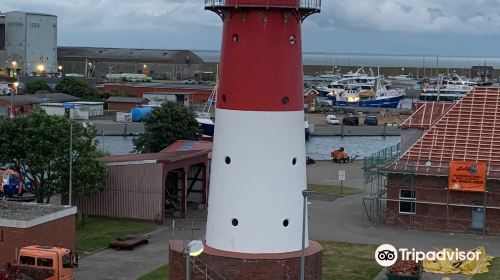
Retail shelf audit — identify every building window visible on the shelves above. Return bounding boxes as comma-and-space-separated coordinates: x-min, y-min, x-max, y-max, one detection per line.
399, 189, 416, 214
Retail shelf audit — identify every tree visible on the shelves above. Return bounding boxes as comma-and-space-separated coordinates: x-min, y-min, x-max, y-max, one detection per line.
24, 80, 51, 94
55, 77, 100, 101
0, 109, 106, 203
133, 101, 200, 153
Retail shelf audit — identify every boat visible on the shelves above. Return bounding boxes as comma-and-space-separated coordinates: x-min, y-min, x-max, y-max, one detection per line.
419, 74, 476, 102
330, 76, 404, 108
387, 74, 418, 85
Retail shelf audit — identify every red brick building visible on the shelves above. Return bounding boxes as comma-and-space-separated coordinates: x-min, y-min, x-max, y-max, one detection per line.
384, 87, 500, 235
0, 202, 76, 266
97, 83, 213, 105
106, 96, 147, 112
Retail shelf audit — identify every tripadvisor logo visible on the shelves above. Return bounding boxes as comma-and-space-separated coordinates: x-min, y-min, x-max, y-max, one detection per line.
374, 244, 482, 267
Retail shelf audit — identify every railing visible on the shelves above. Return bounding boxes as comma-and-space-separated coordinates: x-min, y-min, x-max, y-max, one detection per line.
204, 0, 321, 10
192, 257, 227, 280
363, 143, 401, 170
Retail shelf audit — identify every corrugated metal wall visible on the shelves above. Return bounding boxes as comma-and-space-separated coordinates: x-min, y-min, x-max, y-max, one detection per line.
76, 163, 164, 222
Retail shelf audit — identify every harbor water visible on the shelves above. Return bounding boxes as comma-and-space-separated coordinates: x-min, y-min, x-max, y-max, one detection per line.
196, 50, 500, 69
97, 135, 400, 160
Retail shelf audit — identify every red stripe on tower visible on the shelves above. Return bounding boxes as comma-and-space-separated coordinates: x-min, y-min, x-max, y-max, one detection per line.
216, 3, 304, 111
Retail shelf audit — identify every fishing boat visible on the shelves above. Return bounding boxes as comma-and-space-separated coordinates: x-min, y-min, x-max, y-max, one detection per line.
419, 74, 476, 102
331, 77, 404, 108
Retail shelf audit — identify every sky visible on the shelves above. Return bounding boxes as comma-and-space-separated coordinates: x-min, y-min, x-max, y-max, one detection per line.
4, 0, 500, 57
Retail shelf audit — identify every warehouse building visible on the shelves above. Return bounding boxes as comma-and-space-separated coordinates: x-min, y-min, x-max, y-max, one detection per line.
0, 202, 76, 266
58, 47, 203, 80
0, 11, 58, 77
365, 87, 500, 235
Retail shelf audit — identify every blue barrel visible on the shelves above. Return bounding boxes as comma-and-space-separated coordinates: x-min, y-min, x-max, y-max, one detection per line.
131, 107, 153, 122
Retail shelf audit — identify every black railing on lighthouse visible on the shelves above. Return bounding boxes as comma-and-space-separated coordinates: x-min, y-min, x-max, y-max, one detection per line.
204, 0, 321, 10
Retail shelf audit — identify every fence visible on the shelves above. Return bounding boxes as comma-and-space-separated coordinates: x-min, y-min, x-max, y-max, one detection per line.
204, 0, 321, 10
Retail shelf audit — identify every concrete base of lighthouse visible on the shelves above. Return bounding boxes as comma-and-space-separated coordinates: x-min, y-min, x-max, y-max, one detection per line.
169, 240, 323, 280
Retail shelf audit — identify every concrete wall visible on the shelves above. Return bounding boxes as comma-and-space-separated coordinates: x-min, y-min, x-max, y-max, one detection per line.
0, 215, 75, 266
25, 13, 57, 74
4, 12, 57, 75
386, 174, 500, 234
75, 163, 164, 222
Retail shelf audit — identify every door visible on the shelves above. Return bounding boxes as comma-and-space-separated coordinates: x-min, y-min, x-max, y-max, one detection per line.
472, 206, 485, 230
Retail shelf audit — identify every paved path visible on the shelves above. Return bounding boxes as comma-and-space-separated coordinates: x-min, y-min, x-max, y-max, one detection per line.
75, 216, 206, 280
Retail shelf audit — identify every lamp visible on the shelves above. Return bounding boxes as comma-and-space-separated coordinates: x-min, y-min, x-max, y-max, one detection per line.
183, 240, 204, 280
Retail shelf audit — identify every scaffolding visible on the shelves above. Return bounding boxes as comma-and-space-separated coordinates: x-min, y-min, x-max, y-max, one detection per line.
362, 143, 402, 224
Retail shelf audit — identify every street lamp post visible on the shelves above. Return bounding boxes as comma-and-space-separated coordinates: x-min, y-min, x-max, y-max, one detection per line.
69, 120, 73, 206
11, 82, 18, 118
183, 240, 204, 280
301, 190, 315, 280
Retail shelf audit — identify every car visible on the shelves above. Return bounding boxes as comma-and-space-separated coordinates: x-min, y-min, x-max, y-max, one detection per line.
342, 115, 359, 126
326, 114, 340, 125
364, 115, 379, 126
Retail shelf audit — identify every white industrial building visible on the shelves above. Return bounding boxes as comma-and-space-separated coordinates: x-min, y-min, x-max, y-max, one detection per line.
39, 102, 104, 120
0, 11, 58, 77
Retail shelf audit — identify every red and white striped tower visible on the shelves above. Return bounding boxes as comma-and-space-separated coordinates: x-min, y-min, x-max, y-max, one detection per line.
168, 2, 323, 279
205, 0, 320, 254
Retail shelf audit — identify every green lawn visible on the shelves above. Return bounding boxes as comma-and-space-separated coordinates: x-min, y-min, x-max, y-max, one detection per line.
308, 184, 362, 196
472, 257, 500, 280
76, 217, 157, 253
137, 266, 169, 280
320, 241, 381, 280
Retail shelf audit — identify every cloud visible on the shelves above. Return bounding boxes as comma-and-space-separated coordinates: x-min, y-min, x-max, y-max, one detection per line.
4, 0, 220, 31
312, 0, 500, 35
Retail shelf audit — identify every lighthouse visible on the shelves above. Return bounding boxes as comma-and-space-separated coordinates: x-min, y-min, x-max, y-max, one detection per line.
169, 1, 323, 279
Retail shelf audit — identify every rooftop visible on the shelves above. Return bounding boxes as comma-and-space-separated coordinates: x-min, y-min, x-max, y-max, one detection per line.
101, 150, 210, 165
400, 102, 453, 129
389, 87, 500, 179
0, 92, 80, 105
162, 140, 213, 159
0, 201, 76, 228
58, 47, 203, 64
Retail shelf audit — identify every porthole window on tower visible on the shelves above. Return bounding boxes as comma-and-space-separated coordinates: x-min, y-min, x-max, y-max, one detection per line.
289, 35, 296, 45
282, 96, 290, 105
232, 34, 239, 43
232, 218, 239, 226
283, 219, 290, 227
225, 156, 231, 164
292, 157, 297, 166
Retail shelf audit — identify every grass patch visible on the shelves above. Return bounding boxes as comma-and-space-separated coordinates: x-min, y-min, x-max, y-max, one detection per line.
308, 184, 362, 196
76, 217, 157, 253
320, 241, 381, 280
472, 257, 500, 280
137, 265, 169, 280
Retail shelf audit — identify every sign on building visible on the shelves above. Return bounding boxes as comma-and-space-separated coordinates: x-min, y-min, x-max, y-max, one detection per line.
449, 162, 486, 192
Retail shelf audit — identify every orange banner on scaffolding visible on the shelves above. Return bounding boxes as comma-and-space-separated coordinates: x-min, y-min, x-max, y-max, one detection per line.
449, 162, 486, 192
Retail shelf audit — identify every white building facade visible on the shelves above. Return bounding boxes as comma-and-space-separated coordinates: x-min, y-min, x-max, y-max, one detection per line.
1, 11, 57, 77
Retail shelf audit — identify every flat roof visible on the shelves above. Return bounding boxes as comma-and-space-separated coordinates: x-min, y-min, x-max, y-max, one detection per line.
0, 201, 76, 228
58, 47, 203, 64
102, 150, 209, 166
